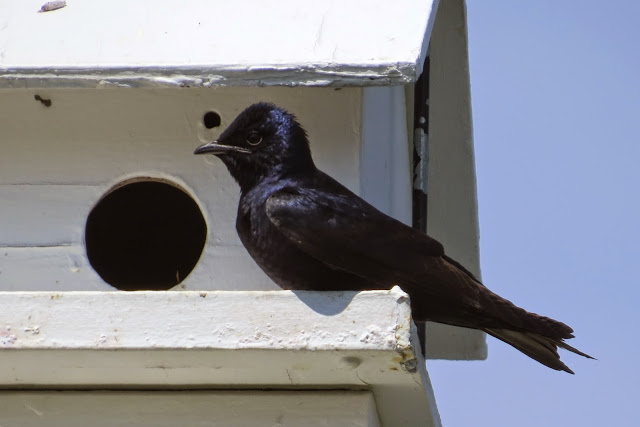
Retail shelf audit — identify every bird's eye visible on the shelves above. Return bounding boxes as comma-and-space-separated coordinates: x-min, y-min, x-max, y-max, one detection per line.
246, 131, 262, 146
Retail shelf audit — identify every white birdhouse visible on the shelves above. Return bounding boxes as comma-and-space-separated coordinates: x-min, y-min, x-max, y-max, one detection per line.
0, 0, 482, 425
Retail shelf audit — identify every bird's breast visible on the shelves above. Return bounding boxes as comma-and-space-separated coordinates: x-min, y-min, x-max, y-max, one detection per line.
235, 193, 373, 291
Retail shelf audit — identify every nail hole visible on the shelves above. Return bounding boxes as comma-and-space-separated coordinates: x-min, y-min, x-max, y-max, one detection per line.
34, 94, 52, 107
203, 111, 221, 129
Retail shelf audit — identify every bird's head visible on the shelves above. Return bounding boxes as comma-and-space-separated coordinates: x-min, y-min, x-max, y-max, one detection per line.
194, 102, 315, 191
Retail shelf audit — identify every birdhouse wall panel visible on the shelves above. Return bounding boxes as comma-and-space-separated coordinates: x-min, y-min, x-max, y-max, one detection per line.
427, 0, 479, 277
0, 246, 105, 291
0, 88, 363, 186
0, 87, 364, 291
422, 0, 486, 360
0, 245, 278, 292
0, 391, 381, 427
360, 86, 413, 225
184, 245, 281, 291
0, 185, 100, 246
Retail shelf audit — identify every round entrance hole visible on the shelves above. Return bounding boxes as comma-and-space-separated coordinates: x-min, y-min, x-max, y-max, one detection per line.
85, 180, 207, 291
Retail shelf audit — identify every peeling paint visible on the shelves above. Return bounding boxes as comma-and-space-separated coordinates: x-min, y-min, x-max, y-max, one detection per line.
67, 254, 81, 273
23, 326, 40, 335
38, 1, 67, 13
0, 289, 438, 425
0, 63, 417, 89
400, 357, 418, 373
1, 325, 17, 345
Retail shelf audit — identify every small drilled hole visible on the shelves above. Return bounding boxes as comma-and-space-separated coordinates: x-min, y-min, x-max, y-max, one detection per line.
85, 180, 207, 291
203, 111, 221, 129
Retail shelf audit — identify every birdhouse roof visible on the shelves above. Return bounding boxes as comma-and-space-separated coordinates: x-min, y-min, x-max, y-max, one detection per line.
0, 0, 439, 89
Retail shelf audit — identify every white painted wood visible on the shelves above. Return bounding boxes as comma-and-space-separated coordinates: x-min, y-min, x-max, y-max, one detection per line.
0, 185, 101, 246
424, 0, 487, 360
0, 391, 380, 427
416, 0, 441, 78
0, 87, 362, 187
0, 246, 105, 291
360, 86, 413, 225
0, 87, 361, 292
0, 290, 409, 350
0, 245, 277, 292
0, 0, 438, 88
0, 289, 440, 427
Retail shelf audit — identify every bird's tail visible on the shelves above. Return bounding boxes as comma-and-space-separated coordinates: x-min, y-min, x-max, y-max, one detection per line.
484, 328, 595, 374
426, 255, 594, 373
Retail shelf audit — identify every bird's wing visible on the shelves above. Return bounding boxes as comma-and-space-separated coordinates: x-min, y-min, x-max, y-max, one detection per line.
265, 187, 594, 371
265, 187, 445, 284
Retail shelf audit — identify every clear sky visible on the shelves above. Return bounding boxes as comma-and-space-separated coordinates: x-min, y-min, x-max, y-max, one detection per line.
427, 1, 639, 426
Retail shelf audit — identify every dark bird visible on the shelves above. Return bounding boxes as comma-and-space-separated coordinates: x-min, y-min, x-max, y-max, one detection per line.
194, 102, 593, 373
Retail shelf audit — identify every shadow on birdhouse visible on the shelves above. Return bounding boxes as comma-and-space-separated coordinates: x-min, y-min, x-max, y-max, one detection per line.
85, 178, 207, 291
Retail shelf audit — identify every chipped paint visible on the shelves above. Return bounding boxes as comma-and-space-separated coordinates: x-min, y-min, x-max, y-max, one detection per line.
0, 63, 416, 89
0, 290, 413, 351
38, 1, 67, 13
0, 290, 440, 426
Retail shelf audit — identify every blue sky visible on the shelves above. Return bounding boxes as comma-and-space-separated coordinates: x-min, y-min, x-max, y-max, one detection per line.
427, 1, 639, 426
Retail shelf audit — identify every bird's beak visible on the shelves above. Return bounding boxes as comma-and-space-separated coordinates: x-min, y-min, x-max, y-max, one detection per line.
194, 141, 251, 155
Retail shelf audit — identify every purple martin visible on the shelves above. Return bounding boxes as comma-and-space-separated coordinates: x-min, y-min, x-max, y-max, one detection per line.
194, 102, 592, 373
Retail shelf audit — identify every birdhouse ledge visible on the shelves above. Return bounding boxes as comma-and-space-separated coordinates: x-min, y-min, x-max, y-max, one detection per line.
0, 287, 440, 426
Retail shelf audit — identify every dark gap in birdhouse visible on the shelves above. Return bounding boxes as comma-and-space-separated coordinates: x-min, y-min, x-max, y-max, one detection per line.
203, 111, 221, 129
85, 180, 207, 291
